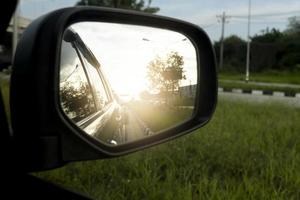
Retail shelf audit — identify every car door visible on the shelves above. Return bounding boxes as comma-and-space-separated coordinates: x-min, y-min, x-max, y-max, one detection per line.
60, 33, 125, 145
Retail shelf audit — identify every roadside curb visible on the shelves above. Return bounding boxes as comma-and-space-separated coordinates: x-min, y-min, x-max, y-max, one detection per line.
218, 87, 300, 98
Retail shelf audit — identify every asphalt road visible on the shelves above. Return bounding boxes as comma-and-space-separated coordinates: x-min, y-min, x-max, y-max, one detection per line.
219, 91, 300, 108
125, 110, 150, 143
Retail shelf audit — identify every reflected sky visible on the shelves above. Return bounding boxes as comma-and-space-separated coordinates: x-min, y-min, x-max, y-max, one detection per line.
70, 22, 197, 98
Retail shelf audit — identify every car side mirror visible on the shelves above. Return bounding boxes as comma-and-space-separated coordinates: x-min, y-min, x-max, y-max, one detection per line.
11, 7, 217, 171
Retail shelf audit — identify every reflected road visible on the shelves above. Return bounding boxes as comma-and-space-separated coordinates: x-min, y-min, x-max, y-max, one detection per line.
125, 109, 153, 143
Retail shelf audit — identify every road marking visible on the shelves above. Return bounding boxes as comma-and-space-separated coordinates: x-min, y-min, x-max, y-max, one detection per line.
219, 87, 298, 99
232, 89, 242, 93
273, 92, 284, 97
252, 90, 262, 95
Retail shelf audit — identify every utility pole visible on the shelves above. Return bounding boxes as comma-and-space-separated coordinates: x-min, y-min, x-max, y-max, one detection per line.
245, 0, 252, 82
217, 12, 230, 70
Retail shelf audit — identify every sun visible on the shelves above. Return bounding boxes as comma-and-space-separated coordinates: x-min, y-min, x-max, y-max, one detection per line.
107, 71, 148, 101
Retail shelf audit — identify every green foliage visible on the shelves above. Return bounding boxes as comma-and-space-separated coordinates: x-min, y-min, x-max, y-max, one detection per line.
219, 71, 300, 85
34, 99, 300, 199
286, 16, 300, 34
215, 35, 247, 73
60, 82, 96, 122
215, 16, 300, 73
252, 28, 283, 43
76, 0, 160, 13
279, 52, 300, 71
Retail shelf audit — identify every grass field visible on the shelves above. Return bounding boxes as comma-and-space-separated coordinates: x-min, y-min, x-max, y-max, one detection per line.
219, 71, 300, 85
35, 98, 300, 199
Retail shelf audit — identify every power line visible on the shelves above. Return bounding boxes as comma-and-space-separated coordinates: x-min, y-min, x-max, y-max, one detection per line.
201, 23, 219, 29
232, 10, 300, 18
232, 15, 289, 21
231, 18, 287, 24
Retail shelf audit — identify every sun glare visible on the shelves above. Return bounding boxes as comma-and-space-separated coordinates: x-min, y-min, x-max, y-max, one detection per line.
71, 22, 197, 102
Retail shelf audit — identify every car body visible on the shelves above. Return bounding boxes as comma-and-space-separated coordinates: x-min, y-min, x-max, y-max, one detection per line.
60, 28, 127, 145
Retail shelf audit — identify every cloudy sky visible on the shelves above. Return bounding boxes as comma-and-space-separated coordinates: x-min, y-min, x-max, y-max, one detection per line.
20, 0, 300, 41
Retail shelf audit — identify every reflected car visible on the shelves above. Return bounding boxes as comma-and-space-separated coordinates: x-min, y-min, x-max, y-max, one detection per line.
59, 28, 127, 145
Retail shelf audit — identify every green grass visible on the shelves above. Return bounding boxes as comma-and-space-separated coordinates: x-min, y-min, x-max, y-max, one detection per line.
34, 99, 300, 199
219, 71, 300, 85
219, 80, 300, 94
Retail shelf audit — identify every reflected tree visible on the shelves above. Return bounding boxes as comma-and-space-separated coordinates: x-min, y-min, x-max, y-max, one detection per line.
147, 51, 186, 99
60, 81, 96, 122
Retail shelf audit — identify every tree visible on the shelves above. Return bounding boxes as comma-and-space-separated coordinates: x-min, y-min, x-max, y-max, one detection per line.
147, 51, 185, 97
214, 35, 247, 72
252, 28, 283, 43
214, 16, 300, 73
286, 16, 300, 34
76, 0, 160, 13
60, 82, 96, 122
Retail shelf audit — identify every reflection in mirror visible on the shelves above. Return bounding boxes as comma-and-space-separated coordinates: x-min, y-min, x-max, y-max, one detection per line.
59, 22, 198, 146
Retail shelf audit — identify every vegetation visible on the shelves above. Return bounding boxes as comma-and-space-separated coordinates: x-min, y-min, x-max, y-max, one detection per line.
76, 0, 160, 13
286, 16, 300, 34
216, 16, 300, 74
60, 82, 97, 122
219, 71, 300, 85
35, 99, 300, 199
147, 51, 186, 96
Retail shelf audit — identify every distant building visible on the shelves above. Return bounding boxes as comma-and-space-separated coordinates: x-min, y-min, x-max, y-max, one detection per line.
0, 16, 31, 69
179, 84, 197, 98
7, 16, 31, 34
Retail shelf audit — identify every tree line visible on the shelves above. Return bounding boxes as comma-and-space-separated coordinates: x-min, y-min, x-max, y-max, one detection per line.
215, 16, 300, 73
76, 0, 159, 13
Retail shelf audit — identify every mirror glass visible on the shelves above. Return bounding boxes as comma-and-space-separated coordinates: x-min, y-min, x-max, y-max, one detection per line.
59, 22, 198, 146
